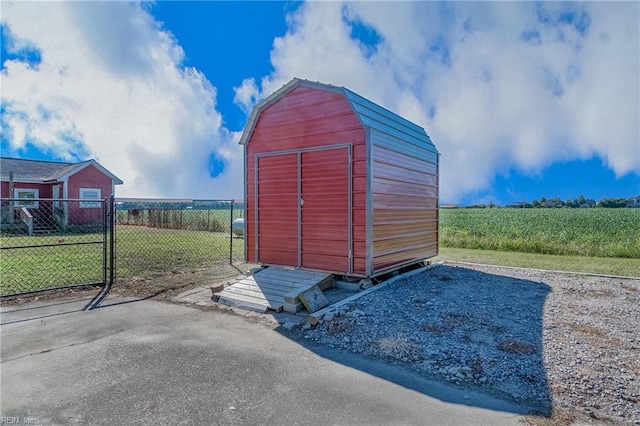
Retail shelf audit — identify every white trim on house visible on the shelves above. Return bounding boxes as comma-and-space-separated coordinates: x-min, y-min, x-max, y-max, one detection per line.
79, 188, 102, 208
14, 188, 39, 208
49, 160, 123, 185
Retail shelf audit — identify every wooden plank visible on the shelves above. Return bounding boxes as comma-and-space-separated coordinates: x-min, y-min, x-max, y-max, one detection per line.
216, 295, 270, 314
234, 280, 302, 294
283, 301, 304, 313
217, 287, 271, 302
254, 270, 331, 285
254, 277, 317, 289
258, 265, 331, 279
220, 286, 284, 306
228, 283, 296, 298
217, 266, 333, 313
237, 276, 307, 290
253, 270, 329, 284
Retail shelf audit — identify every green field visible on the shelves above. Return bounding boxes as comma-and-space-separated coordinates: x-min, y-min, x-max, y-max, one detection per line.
0, 226, 244, 295
3, 207, 638, 295
439, 208, 640, 259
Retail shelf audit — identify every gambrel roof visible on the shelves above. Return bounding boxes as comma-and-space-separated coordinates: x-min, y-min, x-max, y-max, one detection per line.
239, 78, 439, 157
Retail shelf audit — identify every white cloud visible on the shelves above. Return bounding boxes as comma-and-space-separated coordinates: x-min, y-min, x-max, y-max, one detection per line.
2, 2, 637, 204
233, 77, 260, 116
1, 1, 243, 199
239, 1, 639, 203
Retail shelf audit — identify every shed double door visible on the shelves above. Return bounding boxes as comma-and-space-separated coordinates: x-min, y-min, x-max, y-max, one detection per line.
255, 145, 352, 274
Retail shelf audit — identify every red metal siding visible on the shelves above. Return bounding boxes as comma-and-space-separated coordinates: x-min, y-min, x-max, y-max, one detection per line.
300, 148, 349, 272
255, 153, 298, 266
246, 86, 366, 274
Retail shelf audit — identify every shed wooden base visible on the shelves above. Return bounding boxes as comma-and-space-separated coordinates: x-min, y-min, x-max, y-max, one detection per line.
216, 266, 333, 313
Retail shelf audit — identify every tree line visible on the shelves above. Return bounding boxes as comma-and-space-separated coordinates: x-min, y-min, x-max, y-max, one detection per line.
462, 194, 640, 209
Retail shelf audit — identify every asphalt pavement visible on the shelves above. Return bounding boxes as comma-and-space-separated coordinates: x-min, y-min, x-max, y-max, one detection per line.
0, 296, 530, 425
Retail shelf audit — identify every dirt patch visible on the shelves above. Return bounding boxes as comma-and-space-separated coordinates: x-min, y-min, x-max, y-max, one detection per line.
0, 263, 258, 307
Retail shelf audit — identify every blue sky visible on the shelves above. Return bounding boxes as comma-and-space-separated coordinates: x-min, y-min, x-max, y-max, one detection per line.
1, 1, 638, 205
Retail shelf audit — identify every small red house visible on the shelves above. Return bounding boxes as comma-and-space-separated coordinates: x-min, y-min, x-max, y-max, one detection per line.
240, 79, 439, 278
0, 157, 123, 229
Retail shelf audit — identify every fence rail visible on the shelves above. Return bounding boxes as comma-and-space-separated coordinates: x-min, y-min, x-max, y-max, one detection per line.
0, 197, 245, 297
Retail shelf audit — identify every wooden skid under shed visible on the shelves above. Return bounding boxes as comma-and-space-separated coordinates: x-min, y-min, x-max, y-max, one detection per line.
216, 266, 333, 313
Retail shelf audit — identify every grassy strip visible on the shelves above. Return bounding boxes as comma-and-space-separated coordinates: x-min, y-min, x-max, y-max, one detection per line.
434, 247, 640, 278
440, 208, 640, 258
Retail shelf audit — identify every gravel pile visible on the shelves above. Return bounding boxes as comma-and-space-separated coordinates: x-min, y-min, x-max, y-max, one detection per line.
292, 264, 640, 424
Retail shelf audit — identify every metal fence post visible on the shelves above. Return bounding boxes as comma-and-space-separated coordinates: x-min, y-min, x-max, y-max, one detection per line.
110, 194, 115, 285
229, 200, 234, 265
103, 198, 108, 285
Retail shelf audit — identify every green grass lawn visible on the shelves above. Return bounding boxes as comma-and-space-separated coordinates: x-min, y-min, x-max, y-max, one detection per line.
0, 226, 244, 295
440, 208, 639, 258
115, 226, 244, 278
1, 236, 106, 294
3, 207, 638, 295
434, 247, 640, 277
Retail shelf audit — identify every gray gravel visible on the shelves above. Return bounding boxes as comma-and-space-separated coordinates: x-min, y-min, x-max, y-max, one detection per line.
290, 263, 640, 424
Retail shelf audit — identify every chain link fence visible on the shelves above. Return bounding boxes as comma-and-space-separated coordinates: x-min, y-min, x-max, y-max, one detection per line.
0, 197, 246, 297
113, 199, 244, 280
0, 198, 108, 296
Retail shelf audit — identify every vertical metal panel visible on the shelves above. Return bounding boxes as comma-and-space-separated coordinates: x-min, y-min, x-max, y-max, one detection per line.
299, 145, 350, 273
253, 154, 259, 261
297, 151, 302, 267
370, 128, 439, 273
255, 153, 298, 266
347, 144, 353, 274
436, 163, 440, 256
365, 126, 374, 277
253, 145, 351, 273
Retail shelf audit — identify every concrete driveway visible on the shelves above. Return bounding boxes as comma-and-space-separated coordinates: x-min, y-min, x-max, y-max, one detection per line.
1, 296, 529, 425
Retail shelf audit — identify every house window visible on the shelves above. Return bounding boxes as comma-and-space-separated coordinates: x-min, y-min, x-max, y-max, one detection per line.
79, 188, 101, 208
15, 188, 39, 208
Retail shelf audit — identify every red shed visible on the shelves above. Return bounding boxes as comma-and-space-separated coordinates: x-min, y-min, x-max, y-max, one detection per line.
1, 157, 123, 230
240, 79, 439, 278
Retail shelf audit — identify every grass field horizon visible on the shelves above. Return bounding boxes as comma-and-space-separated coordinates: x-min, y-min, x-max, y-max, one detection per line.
2, 208, 638, 295
439, 208, 639, 259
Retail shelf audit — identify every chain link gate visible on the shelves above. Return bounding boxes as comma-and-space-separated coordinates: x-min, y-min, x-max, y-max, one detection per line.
0, 197, 111, 298
1, 196, 244, 304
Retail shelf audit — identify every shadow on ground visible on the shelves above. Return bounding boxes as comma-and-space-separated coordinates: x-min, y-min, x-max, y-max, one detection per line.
277, 265, 553, 416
